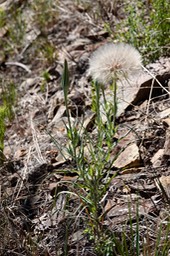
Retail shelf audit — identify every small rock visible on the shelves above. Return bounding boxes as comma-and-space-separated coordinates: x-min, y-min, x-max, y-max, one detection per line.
151, 149, 164, 168
113, 143, 141, 169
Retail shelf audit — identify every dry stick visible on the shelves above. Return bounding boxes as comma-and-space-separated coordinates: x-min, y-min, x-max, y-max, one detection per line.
116, 68, 168, 152
5, 61, 32, 73
139, 65, 170, 149
117, 96, 145, 115
13, 146, 32, 203
107, 67, 167, 122
141, 64, 170, 95
141, 64, 170, 123
145, 77, 155, 121
30, 115, 45, 164
117, 75, 149, 117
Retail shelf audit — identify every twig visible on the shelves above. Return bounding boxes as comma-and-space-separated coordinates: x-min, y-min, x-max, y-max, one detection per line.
141, 64, 170, 95
30, 115, 45, 164
5, 61, 32, 73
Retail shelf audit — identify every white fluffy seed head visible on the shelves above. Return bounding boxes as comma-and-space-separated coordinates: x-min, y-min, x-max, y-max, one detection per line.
88, 43, 142, 84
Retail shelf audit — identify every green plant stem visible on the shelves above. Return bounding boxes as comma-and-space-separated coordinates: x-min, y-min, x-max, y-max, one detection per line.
94, 81, 101, 127
112, 78, 117, 127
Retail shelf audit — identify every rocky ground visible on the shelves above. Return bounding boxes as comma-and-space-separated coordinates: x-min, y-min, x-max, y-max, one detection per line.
0, 0, 170, 255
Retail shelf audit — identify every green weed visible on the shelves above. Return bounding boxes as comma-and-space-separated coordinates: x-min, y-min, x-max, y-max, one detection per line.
0, 82, 16, 163
111, 0, 170, 63
0, 8, 6, 28
40, 70, 51, 92
0, 2, 58, 68
0, 5, 26, 56
31, 0, 59, 33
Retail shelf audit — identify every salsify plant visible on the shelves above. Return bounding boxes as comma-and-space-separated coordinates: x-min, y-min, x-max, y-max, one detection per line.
89, 42, 142, 130
61, 43, 142, 255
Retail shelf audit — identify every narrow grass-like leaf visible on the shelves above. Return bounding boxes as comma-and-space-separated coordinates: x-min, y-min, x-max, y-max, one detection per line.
62, 59, 69, 100
136, 200, 140, 256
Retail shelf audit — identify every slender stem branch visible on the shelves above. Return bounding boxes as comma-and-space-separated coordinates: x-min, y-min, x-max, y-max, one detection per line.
112, 78, 117, 127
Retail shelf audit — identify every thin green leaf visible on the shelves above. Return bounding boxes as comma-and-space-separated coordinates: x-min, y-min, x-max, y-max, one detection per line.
62, 59, 69, 99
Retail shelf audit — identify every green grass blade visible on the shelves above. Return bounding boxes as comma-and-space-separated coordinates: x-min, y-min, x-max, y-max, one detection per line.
62, 59, 69, 100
